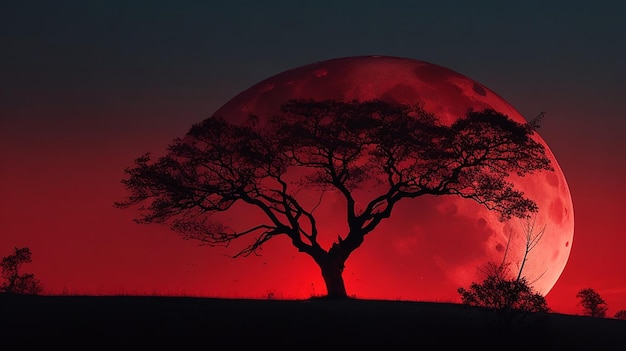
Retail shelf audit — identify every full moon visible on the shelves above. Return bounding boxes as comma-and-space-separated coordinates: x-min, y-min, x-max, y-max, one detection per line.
210, 56, 574, 302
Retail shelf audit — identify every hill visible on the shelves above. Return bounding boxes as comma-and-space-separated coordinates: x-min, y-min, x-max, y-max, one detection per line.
1, 294, 624, 349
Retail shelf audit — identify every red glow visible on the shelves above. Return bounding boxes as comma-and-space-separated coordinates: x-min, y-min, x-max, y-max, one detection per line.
3, 56, 624, 317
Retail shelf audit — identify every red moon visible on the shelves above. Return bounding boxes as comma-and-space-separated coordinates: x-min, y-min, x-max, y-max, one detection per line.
210, 56, 574, 302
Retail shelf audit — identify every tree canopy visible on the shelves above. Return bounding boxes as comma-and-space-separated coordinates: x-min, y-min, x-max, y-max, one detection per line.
116, 99, 553, 298
577, 288, 608, 318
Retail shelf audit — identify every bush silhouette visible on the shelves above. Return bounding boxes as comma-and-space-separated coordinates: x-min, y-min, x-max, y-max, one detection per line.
458, 262, 549, 313
1, 247, 43, 295
576, 288, 608, 318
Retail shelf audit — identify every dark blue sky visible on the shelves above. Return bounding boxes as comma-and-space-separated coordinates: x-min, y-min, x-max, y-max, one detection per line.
1, 0, 625, 315
3, 1, 623, 118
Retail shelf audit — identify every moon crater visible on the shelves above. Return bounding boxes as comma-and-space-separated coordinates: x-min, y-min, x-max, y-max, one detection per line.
472, 83, 487, 96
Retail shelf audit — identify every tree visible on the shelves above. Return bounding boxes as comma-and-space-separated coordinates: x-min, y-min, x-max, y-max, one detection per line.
510, 215, 546, 282
1, 247, 43, 295
457, 262, 549, 313
614, 310, 626, 320
576, 288, 608, 317
457, 215, 549, 313
115, 99, 553, 298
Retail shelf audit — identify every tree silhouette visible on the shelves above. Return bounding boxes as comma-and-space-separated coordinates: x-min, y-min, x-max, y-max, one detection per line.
614, 310, 626, 320
457, 262, 549, 313
458, 215, 549, 313
1, 247, 43, 295
576, 288, 608, 317
115, 99, 553, 298
511, 215, 546, 282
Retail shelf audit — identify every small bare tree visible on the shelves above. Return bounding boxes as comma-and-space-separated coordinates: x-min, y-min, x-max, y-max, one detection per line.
513, 215, 546, 282
576, 288, 608, 318
1, 247, 43, 295
458, 214, 549, 313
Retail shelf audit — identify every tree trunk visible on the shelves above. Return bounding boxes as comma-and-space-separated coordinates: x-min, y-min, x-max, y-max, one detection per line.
318, 257, 348, 298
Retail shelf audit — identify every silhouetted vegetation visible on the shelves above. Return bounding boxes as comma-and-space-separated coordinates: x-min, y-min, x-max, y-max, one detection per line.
115, 99, 553, 298
1, 247, 43, 295
509, 215, 547, 282
458, 262, 548, 314
458, 214, 548, 315
576, 288, 608, 317
614, 310, 626, 320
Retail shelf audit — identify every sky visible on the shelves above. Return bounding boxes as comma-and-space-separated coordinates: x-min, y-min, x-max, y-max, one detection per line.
1, 1, 625, 316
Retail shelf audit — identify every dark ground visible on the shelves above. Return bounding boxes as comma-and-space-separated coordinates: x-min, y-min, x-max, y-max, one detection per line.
1, 294, 624, 349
